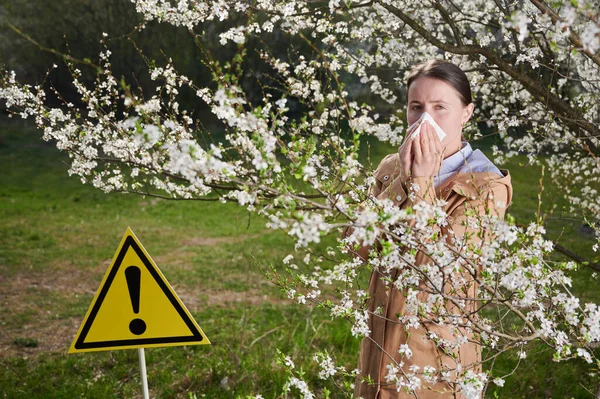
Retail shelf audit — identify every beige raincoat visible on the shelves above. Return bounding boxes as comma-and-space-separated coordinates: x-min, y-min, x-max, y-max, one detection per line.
349, 153, 513, 398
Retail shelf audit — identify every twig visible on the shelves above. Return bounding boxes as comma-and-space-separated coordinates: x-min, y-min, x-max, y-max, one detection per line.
553, 242, 600, 272
375, 0, 600, 141
5, 21, 100, 70
529, 0, 600, 68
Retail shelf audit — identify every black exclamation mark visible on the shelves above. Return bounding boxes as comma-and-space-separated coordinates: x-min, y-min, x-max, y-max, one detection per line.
125, 266, 147, 335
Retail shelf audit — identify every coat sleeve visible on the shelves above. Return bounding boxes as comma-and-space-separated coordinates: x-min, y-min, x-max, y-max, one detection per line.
342, 154, 439, 261
344, 152, 510, 266
342, 153, 408, 260
369, 150, 511, 245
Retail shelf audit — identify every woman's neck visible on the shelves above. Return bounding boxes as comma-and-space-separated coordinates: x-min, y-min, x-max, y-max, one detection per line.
443, 139, 466, 159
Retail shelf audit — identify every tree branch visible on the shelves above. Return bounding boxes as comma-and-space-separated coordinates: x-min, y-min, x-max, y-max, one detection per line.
553, 241, 600, 272
5, 21, 100, 70
432, 1, 463, 47
529, 0, 600, 69
376, 0, 600, 141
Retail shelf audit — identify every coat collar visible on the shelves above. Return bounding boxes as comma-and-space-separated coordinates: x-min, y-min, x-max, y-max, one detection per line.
436, 169, 513, 205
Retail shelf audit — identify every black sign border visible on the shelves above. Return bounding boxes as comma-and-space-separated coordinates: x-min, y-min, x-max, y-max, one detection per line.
74, 236, 204, 349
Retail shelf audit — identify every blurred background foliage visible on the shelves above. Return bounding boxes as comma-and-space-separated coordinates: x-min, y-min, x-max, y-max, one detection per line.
0, 0, 391, 128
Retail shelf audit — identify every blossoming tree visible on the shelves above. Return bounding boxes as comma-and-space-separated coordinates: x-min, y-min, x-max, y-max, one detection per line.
1, 0, 599, 397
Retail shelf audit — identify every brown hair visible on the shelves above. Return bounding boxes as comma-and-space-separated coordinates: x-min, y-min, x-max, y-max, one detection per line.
406, 60, 472, 106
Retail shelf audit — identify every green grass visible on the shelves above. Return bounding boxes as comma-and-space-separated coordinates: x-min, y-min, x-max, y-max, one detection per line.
2, 305, 356, 399
0, 124, 598, 398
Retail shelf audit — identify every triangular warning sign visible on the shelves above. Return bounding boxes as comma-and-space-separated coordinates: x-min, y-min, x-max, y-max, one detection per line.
69, 227, 210, 353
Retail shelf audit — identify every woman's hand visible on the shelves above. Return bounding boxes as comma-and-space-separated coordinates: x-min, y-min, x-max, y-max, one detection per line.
397, 120, 418, 182
398, 121, 444, 180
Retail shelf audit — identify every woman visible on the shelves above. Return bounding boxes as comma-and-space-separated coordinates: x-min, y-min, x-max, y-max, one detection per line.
349, 60, 513, 398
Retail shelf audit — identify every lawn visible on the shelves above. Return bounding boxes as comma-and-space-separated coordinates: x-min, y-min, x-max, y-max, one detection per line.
0, 121, 598, 398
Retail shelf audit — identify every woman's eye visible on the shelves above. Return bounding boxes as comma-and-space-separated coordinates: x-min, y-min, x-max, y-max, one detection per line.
411, 105, 421, 110
435, 105, 445, 110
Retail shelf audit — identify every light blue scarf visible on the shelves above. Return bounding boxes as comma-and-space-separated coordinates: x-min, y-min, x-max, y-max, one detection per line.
435, 142, 502, 188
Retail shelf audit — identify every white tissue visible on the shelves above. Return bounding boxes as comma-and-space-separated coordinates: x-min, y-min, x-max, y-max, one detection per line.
408, 112, 447, 141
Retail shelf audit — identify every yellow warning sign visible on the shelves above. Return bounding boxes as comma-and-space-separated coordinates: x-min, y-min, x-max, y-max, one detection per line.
69, 227, 210, 353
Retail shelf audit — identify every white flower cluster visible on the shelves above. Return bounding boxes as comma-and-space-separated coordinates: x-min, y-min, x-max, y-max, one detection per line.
288, 212, 330, 247
313, 352, 343, 380
286, 377, 314, 399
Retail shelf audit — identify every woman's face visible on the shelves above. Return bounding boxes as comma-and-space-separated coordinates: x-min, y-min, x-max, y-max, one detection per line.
407, 76, 474, 153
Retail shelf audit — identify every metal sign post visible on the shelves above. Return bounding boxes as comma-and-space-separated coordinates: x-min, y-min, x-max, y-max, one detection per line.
138, 348, 149, 399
